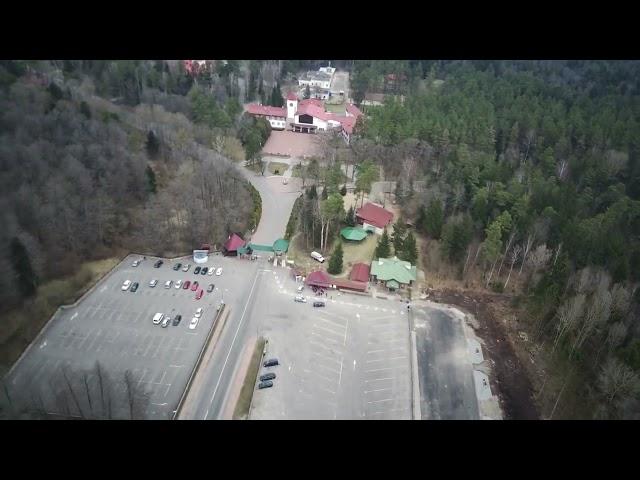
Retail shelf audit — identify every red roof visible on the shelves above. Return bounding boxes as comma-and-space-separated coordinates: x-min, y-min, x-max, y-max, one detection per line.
245, 104, 287, 118
356, 203, 394, 229
223, 233, 245, 252
306, 270, 333, 288
286, 91, 298, 101
299, 98, 324, 108
333, 278, 367, 292
346, 103, 363, 117
296, 102, 330, 121
350, 263, 371, 283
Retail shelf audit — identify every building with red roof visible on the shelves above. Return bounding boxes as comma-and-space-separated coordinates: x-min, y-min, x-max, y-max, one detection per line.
244, 104, 287, 130
305, 269, 367, 293
222, 233, 246, 256
356, 203, 394, 234
350, 263, 371, 283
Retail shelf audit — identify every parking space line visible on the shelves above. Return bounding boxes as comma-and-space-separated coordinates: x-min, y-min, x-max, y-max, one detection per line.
364, 377, 394, 382
364, 366, 408, 373
315, 315, 347, 330
309, 340, 342, 355
365, 356, 408, 364
310, 351, 343, 367
364, 388, 393, 394
312, 323, 344, 338
367, 398, 394, 404
310, 331, 342, 346
302, 369, 337, 387
367, 347, 407, 354
315, 362, 341, 376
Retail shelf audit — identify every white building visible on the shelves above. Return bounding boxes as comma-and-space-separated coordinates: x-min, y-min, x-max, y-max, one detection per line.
298, 67, 334, 90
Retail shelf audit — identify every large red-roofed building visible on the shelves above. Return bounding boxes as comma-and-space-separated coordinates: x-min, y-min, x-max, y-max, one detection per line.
356, 203, 394, 234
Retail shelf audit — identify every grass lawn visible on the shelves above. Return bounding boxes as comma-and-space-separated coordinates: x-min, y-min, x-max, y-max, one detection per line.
324, 103, 346, 114
341, 233, 378, 276
233, 337, 266, 420
0, 257, 122, 375
268, 161, 289, 175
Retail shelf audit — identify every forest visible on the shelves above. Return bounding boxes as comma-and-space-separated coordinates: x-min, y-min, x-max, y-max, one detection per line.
350, 60, 640, 419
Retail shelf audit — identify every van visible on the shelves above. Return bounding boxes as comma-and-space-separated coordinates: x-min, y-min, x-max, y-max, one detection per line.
152, 313, 163, 325
310, 251, 325, 263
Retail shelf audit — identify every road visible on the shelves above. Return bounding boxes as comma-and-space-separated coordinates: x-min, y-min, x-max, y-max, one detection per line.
185, 165, 301, 419
331, 71, 350, 99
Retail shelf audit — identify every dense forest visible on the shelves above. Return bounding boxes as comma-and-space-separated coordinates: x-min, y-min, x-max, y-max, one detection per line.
351, 60, 640, 419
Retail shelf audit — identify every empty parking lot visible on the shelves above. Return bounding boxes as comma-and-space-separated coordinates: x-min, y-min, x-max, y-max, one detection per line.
3, 254, 251, 419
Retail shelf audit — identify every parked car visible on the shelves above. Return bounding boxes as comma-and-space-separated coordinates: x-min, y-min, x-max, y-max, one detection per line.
152, 313, 164, 325
201, 267, 208, 275
191, 281, 199, 292
154, 260, 163, 268
195, 307, 203, 318
194, 266, 201, 275
174, 279, 182, 289
172, 314, 182, 326
263, 358, 279, 368
195, 289, 204, 300
121, 280, 132, 291
294, 295, 307, 303
130, 282, 139, 292
258, 381, 274, 389
149, 279, 158, 288
207, 268, 214, 276
132, 259, 141, 267
182, 264, 191, 272
189, 317, 199, 330
164, 280, 173, 289
207, 283, 215, 293
161, 315, 170, 328
173, 263, 182, 271
313, 301, 325, 307
260, 372, 276, 382
183, 280, 191, 290
215, 267, 223, 276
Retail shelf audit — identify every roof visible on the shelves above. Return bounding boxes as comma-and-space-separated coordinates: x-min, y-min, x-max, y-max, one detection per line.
386, 280, 400, 289
273, 238, 289, 252
364, 93, 386, 103
306, 270, 333, 288
248, 243, 273, 252
370, 257, 417, 285
296, 102, 330, 121
350, 263, 371, 283
223, 233, 245, 252
346, 103, 363, 117
302, 71, 332, 82
356, 203, 394, 228
333, 278, 367, 292
340, 227, 367, 242
245, 104, 287, 118
286, 91, 298, 101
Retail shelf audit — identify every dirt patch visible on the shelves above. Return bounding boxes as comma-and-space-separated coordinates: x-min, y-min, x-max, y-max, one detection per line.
262, 130, 321, 158
267, 162, 289, 175
426, 288, 539, 420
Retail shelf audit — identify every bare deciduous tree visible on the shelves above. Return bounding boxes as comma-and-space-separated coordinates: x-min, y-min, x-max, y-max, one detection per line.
503, 244, 522, 290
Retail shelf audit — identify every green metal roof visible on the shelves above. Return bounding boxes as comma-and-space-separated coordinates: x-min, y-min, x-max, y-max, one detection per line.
370, 257, 417, 285
340, 227, 367, 241
237, 246, 250, 255
273, 238, 289, 252
386, 279, 400, 289
248, 243, 274, 252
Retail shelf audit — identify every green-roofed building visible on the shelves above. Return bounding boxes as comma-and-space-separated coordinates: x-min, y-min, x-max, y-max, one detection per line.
370, 256, 417, 291
340, 227, 368, 242
273, 238, 289, 253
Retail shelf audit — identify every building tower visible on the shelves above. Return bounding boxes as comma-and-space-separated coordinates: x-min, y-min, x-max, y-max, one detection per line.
286, 91, 298, 120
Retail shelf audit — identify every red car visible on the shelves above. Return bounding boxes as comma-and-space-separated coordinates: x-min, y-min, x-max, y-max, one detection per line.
195, 289, 204, 300
183, 280, 191, 290
191, 281, 199, 292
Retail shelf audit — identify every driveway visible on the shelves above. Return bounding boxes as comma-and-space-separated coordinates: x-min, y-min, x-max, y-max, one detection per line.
331, 71, 350, 98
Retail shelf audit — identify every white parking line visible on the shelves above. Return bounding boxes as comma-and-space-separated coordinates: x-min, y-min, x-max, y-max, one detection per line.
316, 362, 341, 376
364, 366, 407, 373
312, 323, 344, 338
309, 340, 341, 355
310, 351, 343, 367
364, 377, 394, 382
367, 398, 394, 404
310, 331, 342, 346
364, 388, 393, 394
315, 315, 347, 330
365, 356, 407, 364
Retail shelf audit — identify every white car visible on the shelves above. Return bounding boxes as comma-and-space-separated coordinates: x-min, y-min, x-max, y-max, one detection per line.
207, 268, 214, 276
164, 280, 173, 289
149, 279, 158, 288
152, 313, 164, 325
161, 315, 170, 328
194, 307, 203, 318
189, 317, 199, 330
294, 295, 307, 303
215, 267, 222, 276
132, 259, 141, 267
121, 280, 132, 291
175, 280, 182, 289
182, 264, 191, 272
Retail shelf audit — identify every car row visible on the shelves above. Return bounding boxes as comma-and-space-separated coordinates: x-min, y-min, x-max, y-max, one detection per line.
130, 258, 222, 277
293, 295, 325, 308
152, 312, 184, 328
122, 278, 214, 300
259, 358, 279, 389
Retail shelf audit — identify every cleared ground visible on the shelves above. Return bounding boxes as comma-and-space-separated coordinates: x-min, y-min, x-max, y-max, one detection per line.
3, 254, 241, 419
262, 130, 321, 158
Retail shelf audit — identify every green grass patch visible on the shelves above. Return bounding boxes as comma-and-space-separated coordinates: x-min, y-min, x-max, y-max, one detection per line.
268, 162, 289, 175
233, 337, 266, 420
324, 103, 346, 114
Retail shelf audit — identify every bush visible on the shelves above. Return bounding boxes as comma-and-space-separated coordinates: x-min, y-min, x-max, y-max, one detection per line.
248, 182, 262, 231
490, 281, 504, 293
285, 195, 303, 240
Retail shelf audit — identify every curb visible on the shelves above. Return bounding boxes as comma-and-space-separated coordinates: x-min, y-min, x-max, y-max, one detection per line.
411, 331, 422, 420
247, 338, 268, 419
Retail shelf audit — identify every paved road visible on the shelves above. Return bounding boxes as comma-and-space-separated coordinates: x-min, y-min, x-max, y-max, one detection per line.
239, 167, 301, 245
331, 71, 350, 99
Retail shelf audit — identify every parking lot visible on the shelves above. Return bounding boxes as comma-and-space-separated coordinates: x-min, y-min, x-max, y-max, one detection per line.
4, 253, 253, 419
250, 269, 412, 419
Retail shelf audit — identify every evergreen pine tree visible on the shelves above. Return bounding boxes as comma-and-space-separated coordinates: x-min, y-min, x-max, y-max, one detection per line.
10, 237, 37, 298
425, 199, 444, 239
415, 206, 427, 234
340, 185, 347, 196
327, 241, 344, 274
145, 165, 157, 194
345, 205, 356, 227
375, 229, 392, 259
321, 186, 328, 200
391, 218, 407, 255
400, 231, 418, 265
146, 130, 160, 159
304, 84, 311, 99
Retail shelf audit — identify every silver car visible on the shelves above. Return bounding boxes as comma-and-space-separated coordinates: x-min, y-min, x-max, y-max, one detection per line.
182, 264, 191, 272
149, 279, 158, 288
161, 315, 170, 328
175, 279, 182, 289
164, 280, 173, 289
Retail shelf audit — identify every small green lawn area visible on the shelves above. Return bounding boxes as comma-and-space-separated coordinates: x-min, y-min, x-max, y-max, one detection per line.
324, 103, 346, 114
233, 337, 266, 420
268, 161, 289, 175
341, 233, 379, 275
